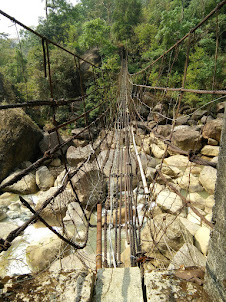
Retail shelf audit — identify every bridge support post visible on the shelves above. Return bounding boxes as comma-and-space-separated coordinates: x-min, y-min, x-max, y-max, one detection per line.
204, 106, 226, 301
96, 203, 102, 270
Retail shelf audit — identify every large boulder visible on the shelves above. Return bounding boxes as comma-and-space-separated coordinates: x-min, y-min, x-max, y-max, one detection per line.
34, 187, 75, 226
174, 172, 203, 193
202, 118, 223, 142
26, 233, 71, 273
66, 144, 95, 166
71, 162, 106, 210
0, 109, 43, 182
168, 243, 206, 269
171, 127, 202, 152
1, 170, 38, 194
39, 131, 66, 155
164, 155, 190, 169
141, 213, 184, 254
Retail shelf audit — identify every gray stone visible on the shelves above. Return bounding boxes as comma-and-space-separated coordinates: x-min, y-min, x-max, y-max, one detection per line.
192, 109, 208, 120
145, 270, 206, 302
34, 187, 75, 226
92, 268, 143, 302
186, 193, 206, 210
171, 128, 202, 152
71, 162, 106, 210
179, 217, 201, 242
39, 131, 67, 155
168, 243, 206, 269
66, 144, 94, 166
175, 172, 203, 193
141, 213, 183, 253
49, 158, 61, 167
36, 166, 55, 191
156, 189, 183, 214
201, 115, 214, 124
202, 118, 223, 142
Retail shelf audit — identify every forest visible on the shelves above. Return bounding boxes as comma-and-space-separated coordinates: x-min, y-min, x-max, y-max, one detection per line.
0, 0, 225, 129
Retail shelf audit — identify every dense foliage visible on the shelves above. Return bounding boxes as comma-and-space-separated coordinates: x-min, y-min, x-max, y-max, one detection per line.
0, 0, 225, 128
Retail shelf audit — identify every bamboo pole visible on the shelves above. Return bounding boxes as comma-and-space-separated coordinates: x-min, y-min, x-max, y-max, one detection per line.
96, 203, 102, 270
131, 127, 149, 194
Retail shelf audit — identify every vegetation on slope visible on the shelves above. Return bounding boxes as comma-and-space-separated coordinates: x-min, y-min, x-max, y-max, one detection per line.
0, 0, 225, 128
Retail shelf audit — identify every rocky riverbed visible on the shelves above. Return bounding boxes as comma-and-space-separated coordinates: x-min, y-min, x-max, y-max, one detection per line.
0, 103, 225, 300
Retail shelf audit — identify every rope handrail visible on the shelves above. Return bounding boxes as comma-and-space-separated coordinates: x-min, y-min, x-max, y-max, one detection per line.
132, 83, 226, 95
0, 9, 100, 69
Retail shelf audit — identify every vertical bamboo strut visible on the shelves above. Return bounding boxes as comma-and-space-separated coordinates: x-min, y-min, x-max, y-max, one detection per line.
96, 203, 102, 270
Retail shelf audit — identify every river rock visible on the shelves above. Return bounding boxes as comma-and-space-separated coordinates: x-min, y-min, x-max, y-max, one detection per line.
141, 213, 184, 253
1, 171, 38, 194
185, 165, 202, 175
34, 187, 75, 226
36, 166, 55, 191
26, 233, 71, 273
0, 222, 18, 239
156, 189, 183, 214
39, 131, 67, 155
194, 226, 210, 256
175, 115, 190, 125
150, 143, 166, 158
187, 209, 202, 225
0, 192, 19, 209
163, 155, 189, 169
201, 145, 219, 157
199, 166, 217, 194
175, 172, 203, 193
202, 118, 223, 142
143, 137, 151, 154
49, 158, 61, 167
156, 164, 182, 178
216, 101, 225, 113
0, 109, 43, 183
168, 243, 206, 269
171, 128, 202, 152
54, 170, 67, 187
63, 202, 85, 226
207, 138, 218, 146
155, 125, 172, 137
66, 144, 94, 166
179, 217, 201, 243
205, 195, 215, 213
192, 109, 207, 120
0, 210, 7, 221
145, 167, 156, 181
71, 162, 106, 210
186, 193, 206, 210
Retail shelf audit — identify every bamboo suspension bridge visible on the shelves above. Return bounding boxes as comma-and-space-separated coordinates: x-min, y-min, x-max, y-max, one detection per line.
0, 1, 226, 301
